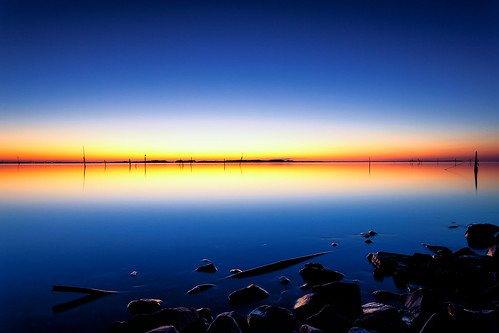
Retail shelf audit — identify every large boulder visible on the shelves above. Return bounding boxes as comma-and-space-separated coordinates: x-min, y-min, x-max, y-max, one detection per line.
228, 284, 269, 306
128, 299, 162, 315
465, 223, 499, 249
247, 305, 294, 332
304, 305, 351, 333
312, 282, 363, 320
300, 263, 344, 286
299, 324, 324, 332
213, 312, 248, 333
109, 307, 210, 333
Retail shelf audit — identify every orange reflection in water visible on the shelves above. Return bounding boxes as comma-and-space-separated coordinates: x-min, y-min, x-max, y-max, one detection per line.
0, 162, 497, 204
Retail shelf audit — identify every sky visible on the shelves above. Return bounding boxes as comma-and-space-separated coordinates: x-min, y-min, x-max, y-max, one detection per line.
1, 0, 498, 162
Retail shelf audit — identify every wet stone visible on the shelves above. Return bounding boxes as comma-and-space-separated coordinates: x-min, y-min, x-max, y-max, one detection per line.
299, 263, 344, 286
248, 305, 294, 333
228, 284, 269, 306
145, 326, 179, 333
206, 314, 241, 333
305, 305, 351, 333
195, 263, 217, 273
127, 299, 162, 315
465, 223, 499, 249
299, 324, 324, 333
279, 276, 291, 285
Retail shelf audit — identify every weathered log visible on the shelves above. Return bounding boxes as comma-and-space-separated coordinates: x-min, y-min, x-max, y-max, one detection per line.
226, 252, 329, 279
52, 285, 117, 295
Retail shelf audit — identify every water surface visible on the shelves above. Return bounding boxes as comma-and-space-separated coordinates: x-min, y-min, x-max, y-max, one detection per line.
1, 162, 498, 332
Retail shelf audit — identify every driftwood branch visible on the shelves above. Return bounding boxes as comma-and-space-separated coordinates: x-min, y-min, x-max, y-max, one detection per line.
225, 252, 329, 279
52, 285, 117, 295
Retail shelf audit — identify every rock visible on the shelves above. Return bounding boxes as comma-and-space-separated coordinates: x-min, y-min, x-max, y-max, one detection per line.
248, 305, 294, 333
453, 247, 477, 257
347, 328, 369, 333
361, 233, 370, 238
487, 243, 498, 259
299, 324, 324, 332
145, 326, 179, 333
354, 303, 404, 332
127, 299, 162, 315
368, 230, 377, 236
331, 243, 338, 247
294, 293, 326, 319
448, 225, 459, 229
299, 263, 344, 286
228, 284, 269, 306
279, 276, 291, 285
422, 243, 452, 256
367, 252, 412, 276
201, 259, 211, 262
305, 305, 351, 333
230, 269, 242, 274
196, 308, 213, 326
373, 290, 401, 304
361, 302, 398, 316
130, 271, 137, 276
187, 284, 215, 294
465, 223, 499, 249
206, 314, 241, 333
312, 282, 363, 320
214, 312, 248, 333
364, 239, 372, 244
109, 307, 210, 333
402, 288, 442, 329
196, 263, 217, 273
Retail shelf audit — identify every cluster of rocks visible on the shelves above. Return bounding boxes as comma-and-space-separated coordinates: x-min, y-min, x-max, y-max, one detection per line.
109, 223, 498, 333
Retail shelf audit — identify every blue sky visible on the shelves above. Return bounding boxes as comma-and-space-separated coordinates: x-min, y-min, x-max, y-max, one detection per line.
1, 0, 498, 160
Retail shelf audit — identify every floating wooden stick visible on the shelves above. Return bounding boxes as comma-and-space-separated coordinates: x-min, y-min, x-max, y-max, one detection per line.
52, 285, 117, 295
225, 252, 329, 279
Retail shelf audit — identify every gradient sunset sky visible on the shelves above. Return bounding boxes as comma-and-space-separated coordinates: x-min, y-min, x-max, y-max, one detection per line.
1, 0, 498, 162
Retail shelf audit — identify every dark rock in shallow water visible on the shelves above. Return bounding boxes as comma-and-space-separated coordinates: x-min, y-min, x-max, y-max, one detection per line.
145, 326, 179, 333
186, 284, 215, 294
127, 299, 162, 315
465, 223, 499, 249
368, 230, 377, 236
195, 263, 217, 273
487, 243, 499, 259
294, 293, 326, 319
331, 242, 338, 247
293, 282, 362, 321
279, 276, 291, 285
354, 303, 405, 333
145, 326, 180, 333
402, 288, 442, 329
299, 324, 324, 333
230, 269, 242, 274
110, 307, 210, 333
228, 284, 269, 306
305, 305, 351, 333
248, 305, 294, 333
367, 252, 412, 276
214, 312, 248, 333
364, 239, 373, 244
452, 247, 477, 257
205, 314, 241, 333
422, 243, 452, 256
299, 263, 344, 286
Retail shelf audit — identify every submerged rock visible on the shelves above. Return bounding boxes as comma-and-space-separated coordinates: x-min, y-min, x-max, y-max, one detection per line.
127, 299, 162, 315
195, 263, 218, 273
228, 284, 269, 306
248, 305, 294, 333
299, 263, 344, 286
187, 284, 215, 294
279, 276, 291, 285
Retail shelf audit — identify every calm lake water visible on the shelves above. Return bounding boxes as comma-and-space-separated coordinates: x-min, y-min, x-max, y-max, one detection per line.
1, 162, 498, 332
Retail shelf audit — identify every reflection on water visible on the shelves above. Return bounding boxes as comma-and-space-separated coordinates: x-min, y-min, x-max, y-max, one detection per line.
1, 162, 497, 204
0, 162, 498, 333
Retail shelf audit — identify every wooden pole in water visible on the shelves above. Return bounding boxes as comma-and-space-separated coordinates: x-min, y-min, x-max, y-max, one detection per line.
83, 146, 86, 166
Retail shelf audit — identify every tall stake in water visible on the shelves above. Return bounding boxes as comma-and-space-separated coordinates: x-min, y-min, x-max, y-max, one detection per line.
83, 146, 86, 166
474, 151, 479, 191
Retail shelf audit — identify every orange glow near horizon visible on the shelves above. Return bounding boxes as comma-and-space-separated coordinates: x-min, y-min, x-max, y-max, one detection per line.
1, 116, 498, 162
1, 162, 498, 204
